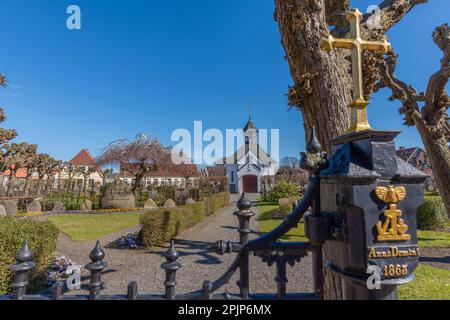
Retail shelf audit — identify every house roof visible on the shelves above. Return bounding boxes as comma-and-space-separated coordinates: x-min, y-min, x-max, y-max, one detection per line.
69, 149, 97, 167
205, 166, 226, 177
396, 147, 432, 173
3, 167, 42, 180
396, 147, 422, 163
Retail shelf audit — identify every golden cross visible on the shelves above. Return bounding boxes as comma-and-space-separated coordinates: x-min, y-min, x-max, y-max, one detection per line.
376, 204, 411, 242
321, 9, 392, 133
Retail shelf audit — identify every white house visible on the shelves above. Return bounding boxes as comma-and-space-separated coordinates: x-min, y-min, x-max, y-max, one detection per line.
224, 118, 278, 194
57, 149, 103, 187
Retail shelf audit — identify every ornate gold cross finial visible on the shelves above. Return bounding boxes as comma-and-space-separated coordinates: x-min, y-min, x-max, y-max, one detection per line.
321, 9, 392, 133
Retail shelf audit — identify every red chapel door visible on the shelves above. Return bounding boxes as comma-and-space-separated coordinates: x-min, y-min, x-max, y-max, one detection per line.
242, 175, 258, 193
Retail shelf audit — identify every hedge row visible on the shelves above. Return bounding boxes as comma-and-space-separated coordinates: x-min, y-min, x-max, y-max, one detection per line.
0, 217, 59, 294
417, 196, 448, 230
139, 192, 230, 247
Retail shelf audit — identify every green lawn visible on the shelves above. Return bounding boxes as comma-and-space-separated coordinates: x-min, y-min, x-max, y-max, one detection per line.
48, 213, 143, 242
398, 264, 450, 300
258, 203, 307, 242
258, 202, 450, 300
257, 203, 450, 247
418, 229, 450, 247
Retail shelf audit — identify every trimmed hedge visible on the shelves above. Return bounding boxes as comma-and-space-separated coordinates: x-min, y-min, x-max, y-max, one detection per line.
139, 192, 230, 247
417, 196, 448, 230
0, 217, 58, 294
204, 192, 231, 216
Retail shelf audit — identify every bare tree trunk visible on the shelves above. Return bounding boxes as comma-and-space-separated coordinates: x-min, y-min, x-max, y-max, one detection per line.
415, 119, 450, 215
7, 171, 15, 196
83, 175, 88, 194
274, 0, 351, 153
132, 172, 144, 195
274, 0, 431, 299
35, 178, 44, 197
23, 177, 31, 196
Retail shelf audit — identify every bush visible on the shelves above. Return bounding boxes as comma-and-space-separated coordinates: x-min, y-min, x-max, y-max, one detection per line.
139, 192, 230, 247
267, 180, 300, 202
277, 198, 294, 220
135, 192, 149, 208
0, 217, 58, 294
417, 196, 448, 230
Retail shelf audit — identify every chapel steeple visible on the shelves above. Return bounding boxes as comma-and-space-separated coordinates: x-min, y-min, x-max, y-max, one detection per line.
243, 103, 258, 145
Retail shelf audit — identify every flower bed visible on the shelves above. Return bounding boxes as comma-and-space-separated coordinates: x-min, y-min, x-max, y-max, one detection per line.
46, 255, 82, 287
107, 232, 144, 250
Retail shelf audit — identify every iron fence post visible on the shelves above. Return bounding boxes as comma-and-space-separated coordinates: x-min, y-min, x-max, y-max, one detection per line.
234, 193, 254, 300
234, 193, 254, 247
301, 127, 326, 300
85, 241, 107, 300
10, 241, 35, 300
161, 240, 181, 300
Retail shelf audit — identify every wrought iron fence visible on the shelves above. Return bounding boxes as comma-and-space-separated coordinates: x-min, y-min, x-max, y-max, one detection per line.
1, 172, 321, 300
1, 131, 326, 301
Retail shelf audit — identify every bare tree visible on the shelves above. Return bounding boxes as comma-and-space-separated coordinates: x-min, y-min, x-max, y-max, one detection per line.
96, 167, 112, 186
279, 156, 300, 174
34, 153, 54, 196
274, 0, 428, 152
273, 0, 433, 299
76, 166, 96, 193
62, 162, 77, 193
2, 143, 38, 196
0, 76, 17, 157
175, 153, 198, 188
22, 152, 40, 196
98, 134, 170, 194
374, 24, 450, 214
43, 157, 63, 194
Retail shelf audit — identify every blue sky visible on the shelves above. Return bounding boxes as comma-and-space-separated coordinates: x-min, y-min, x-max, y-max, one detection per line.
0, 0, 448, 162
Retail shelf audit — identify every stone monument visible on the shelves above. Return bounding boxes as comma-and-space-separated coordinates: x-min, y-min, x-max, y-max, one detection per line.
100, 179, 135, 209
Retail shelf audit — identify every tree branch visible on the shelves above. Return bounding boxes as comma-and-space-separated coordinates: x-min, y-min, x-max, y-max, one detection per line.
377, 53, 423, 126
423, 24, 450, 124
362, 0, 428, 37
325, 0, 350, 27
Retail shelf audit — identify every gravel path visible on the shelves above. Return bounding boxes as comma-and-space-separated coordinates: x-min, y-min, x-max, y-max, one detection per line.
55, 194, 313, 296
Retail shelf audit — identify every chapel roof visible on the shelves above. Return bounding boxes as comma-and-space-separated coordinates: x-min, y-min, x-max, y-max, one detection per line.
243, 118, 257, 132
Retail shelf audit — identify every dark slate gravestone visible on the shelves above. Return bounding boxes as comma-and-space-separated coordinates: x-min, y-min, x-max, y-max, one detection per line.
319, 130, 427, 300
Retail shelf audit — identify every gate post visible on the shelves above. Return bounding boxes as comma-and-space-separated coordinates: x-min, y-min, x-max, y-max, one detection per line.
317, 130, 427, 300
10, 241, 35, 300
234, 193, 254, 299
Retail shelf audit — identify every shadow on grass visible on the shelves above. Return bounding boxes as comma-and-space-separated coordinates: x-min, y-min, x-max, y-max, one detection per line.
420, 256, 450, 265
